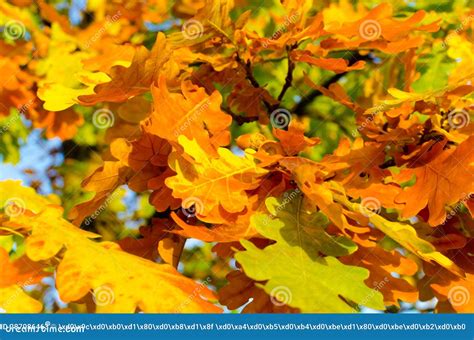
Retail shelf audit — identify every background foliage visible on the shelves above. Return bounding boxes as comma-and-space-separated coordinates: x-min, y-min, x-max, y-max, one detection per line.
0, 0, 473, 313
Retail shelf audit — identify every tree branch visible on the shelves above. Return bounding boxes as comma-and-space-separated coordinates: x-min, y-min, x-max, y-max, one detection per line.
292, 51, 373, 115
310, 109, 353, 137
235, 53, 274, 112
292, 72, 345, 115
222, 106, 259, 124
277, 45, 296, 102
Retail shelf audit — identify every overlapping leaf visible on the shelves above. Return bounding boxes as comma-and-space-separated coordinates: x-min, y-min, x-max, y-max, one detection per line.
236, 196, 385, 312
166, 136, 268, 219
15, 205, 221, 313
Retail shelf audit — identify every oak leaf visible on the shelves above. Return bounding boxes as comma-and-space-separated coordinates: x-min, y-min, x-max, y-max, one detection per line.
0, 285, 42, 313
79, 33, 173, 105
219, 270, 298, 313
148, 76, 232, 154
341, 199, 465, 278
166, 136, 268, 219
394, 136, 474, 226
0, 248, 45, 287
17, 205, 221, 313
236, 197, 385, 312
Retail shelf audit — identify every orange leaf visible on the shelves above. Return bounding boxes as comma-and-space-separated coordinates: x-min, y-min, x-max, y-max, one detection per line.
79, 33, 172, 105
148, 76, 232, 155
394, 136, 474, 226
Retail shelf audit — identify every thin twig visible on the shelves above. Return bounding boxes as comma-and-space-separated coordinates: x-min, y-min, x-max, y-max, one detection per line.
222, 106, 259, 124
310, 109, 353, 137
277, 45, 296, 102
292, 51, 373, 115
292, 72, 345, 115
235, 53, 274, 112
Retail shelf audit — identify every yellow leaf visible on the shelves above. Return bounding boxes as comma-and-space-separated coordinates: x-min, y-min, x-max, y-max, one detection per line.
148, 76, 232, 154
79, 33, 173, 105
68, 160, 133, 225
168, 0, 235, 46
340, 198, 465, 278
36, 23, 110, 111
19, 206, 220, 313
0, 180, 58, 215
166, 137, 268, 219
386, 88, 424, 102
0, 285, 42, 313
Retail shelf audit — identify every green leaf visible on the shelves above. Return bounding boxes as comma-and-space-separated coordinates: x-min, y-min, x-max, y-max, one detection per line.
235, 194, 385, 313
412, 46, 455, 93
338, 197, 464, 278
0, 110, 28, 164
364, 208, 464, 278
0, 235, 14, 253
262, 194, 356, 257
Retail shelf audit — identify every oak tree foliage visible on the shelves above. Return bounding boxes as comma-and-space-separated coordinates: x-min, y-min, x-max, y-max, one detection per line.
0, 0, 473, 313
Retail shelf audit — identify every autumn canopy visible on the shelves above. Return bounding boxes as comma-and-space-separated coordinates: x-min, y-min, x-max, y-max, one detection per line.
0, 0, 473, 314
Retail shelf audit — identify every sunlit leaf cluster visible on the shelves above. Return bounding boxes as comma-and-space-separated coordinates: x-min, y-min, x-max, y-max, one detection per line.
0, 0, 473, 313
